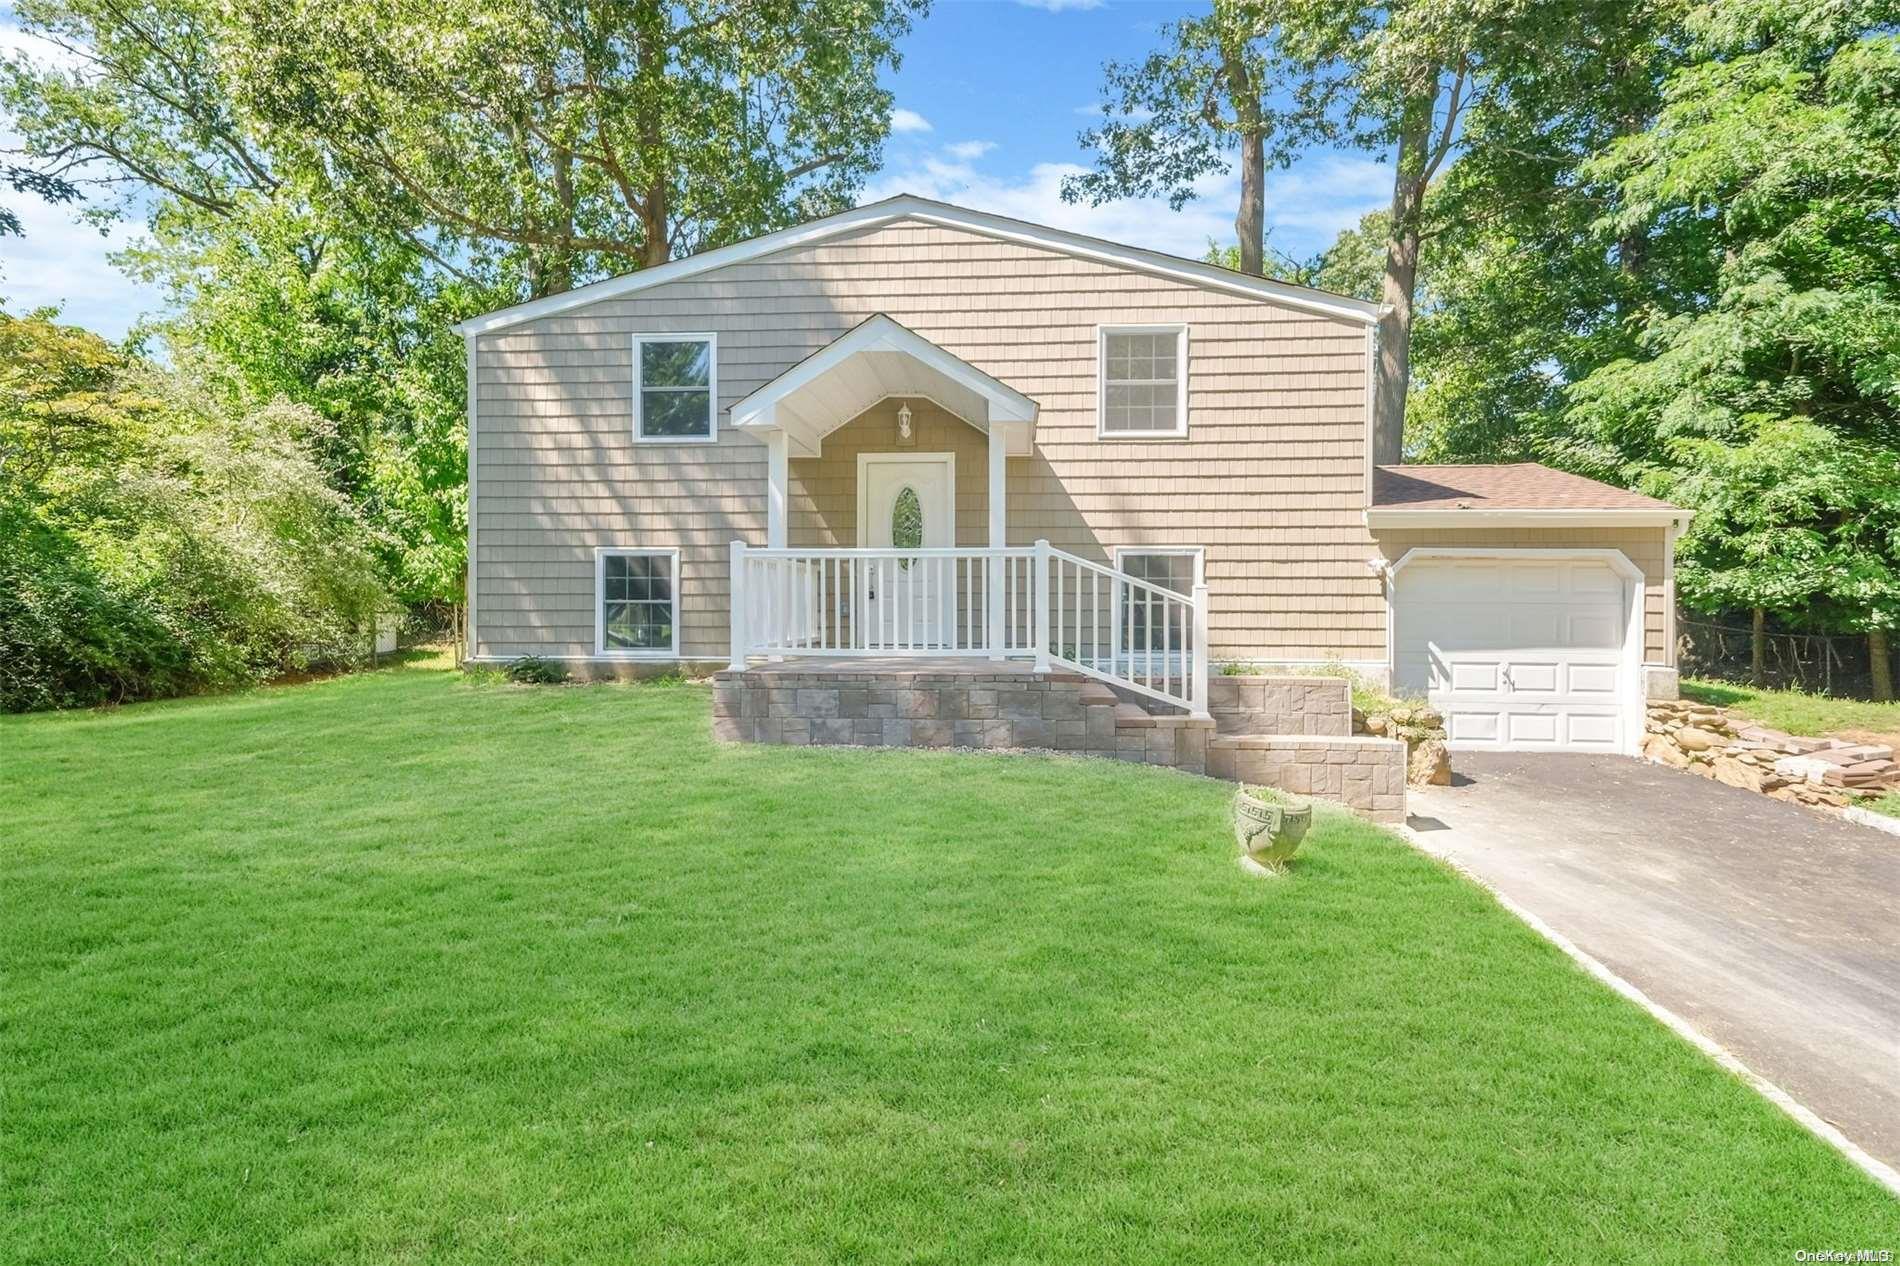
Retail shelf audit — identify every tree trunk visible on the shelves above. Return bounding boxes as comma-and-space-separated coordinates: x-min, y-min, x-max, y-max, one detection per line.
1235, 128, 1265, 276
1872, 628, 1893, 702
1374, 85, 1434, 466
1750, 607, 1766, 686
1215, 32, 1265, 277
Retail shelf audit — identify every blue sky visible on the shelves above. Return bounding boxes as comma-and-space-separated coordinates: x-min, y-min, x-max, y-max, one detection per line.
0, 0, 1392, 339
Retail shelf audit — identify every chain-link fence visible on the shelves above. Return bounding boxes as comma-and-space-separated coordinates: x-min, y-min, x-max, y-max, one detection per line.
1677, 616, 1896, 698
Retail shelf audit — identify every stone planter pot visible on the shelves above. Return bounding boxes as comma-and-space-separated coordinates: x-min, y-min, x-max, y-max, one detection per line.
1233, 788, 1313, 870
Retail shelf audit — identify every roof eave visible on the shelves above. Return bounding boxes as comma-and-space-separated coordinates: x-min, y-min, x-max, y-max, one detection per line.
1365, 507, 1692, 530
452, 194, 1383, 338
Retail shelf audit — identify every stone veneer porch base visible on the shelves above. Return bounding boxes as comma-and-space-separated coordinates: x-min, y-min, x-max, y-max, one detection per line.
712, 660, 1406, 822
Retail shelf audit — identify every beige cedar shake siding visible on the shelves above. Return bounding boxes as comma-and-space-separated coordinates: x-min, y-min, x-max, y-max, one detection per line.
472, 216, 1376, 663
1370, 526, 1673, 663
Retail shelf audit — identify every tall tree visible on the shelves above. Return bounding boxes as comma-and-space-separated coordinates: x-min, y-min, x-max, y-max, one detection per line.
1559, 2, 1900, 687
228, 0, 922, 297
1062, 0, 1341, 277
3, 0, 922, 608
1066, 0, 1624, 458
1388, 0, 1689, 463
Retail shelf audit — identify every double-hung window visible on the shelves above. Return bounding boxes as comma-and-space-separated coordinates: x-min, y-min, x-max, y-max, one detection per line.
1098, 325, 1189, 438
634, 333, 717, 442
595, 548, 679, 657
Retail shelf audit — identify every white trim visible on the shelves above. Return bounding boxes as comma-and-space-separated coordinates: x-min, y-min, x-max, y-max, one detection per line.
1385, 547, 1646, 756
451, 195, 1383, 338
729, 314, 1035, 452
856, 452, 957, 548
632, 332, 719, 444
1663, 518, 1682, 668
1097, 324, 1190, 440
464, 332, 478, 661
766, 431, 789, 549
1366, 507, 1691, 530
1112, 543, 1205, 588
593, 546, 682, 658
1362, 325, 1378, 506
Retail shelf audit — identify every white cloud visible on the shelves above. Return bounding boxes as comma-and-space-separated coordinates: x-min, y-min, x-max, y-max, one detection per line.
944, 140, 995, 162
0, 198, 165, 338
889, 108, 932, 135
1074, 102, 1154, 122
0, 16, 89, 72
0, 116, 165, 339
864, 157, 1235, 260
1015, 0, 1106, 10
862, 150, 1392, 264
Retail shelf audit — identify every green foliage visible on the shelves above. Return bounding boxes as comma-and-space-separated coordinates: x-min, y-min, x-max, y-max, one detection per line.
0, 310, 384, 711
502, 655, 569, 685
1063, 0, 1341, 209
2, 0, 923, 615
2, 162, 78, 237
1384, 0, 1900, 642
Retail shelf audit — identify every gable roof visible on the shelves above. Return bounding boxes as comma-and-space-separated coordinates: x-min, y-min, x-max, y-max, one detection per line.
452, 194, 1385, 338
729, 314, 1037, 457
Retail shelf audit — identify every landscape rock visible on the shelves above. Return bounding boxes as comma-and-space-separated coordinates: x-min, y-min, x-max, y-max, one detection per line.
1409, 739, 1452, 786
1674, 727, 1724, 752
1648, 698, 1900, 812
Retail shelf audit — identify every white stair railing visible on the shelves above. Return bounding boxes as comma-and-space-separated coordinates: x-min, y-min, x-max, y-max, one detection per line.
728, 539, 1210, 718
1034, 540, 1210, 717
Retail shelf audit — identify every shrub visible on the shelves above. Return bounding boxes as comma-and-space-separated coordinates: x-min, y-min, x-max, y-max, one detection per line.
0, 312, 386, 711
503, 655, 569, 685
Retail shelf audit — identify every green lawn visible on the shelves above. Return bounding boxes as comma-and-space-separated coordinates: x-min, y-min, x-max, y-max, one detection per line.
1683, 677, 1900, 737
4, 660, 1895, 1262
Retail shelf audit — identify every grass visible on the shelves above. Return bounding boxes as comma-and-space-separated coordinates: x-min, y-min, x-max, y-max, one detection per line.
1860, 792, 1900, 821
4, 658, 1896, 1262
1683, 678, 1900, 737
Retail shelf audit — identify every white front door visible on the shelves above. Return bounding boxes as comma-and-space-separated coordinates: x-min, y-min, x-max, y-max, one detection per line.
859, 454, 955, 649
1394, 556, 1632, 752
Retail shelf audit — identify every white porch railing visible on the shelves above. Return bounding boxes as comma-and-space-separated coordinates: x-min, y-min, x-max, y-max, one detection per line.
728, 539, 1210, 716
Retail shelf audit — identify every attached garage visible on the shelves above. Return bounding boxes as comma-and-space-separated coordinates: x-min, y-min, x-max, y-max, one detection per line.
1392, 552, 1639, 752
1367, 465, 1692, 755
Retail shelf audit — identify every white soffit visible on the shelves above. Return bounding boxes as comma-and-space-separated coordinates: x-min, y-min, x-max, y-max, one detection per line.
729, 315, 1037, 457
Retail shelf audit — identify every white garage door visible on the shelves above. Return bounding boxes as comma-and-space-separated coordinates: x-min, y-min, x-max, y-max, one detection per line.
1394, 556, 1631, 752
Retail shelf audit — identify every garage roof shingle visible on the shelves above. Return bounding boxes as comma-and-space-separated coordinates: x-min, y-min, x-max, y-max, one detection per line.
1372, 463, 1678, 512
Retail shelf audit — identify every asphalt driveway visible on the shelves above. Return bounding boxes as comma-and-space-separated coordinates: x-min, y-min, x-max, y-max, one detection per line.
1408, 753, 1900, 1174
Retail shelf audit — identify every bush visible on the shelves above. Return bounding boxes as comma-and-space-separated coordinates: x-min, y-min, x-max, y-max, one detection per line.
0, 311, 386, 712
503, 655, 569, 685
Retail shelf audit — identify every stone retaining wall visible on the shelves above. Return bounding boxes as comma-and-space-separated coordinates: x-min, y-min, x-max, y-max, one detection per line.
1207, 735, 1407, 822
713, 666, 1408, 819
1644, 698, 1900, 807
1207, 675, 1353, 736
712, 667, 1211, 774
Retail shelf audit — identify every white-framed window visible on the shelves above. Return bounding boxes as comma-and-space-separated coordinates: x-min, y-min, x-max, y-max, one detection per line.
1113, 546, 1204, 653
633, 333, 718, 442
1098, 324, 1189, 439
594, 547, 680, 657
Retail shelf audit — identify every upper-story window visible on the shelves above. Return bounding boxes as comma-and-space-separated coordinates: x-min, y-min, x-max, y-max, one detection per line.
634, 333, 717, 442
1098, 324, 1189, 439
